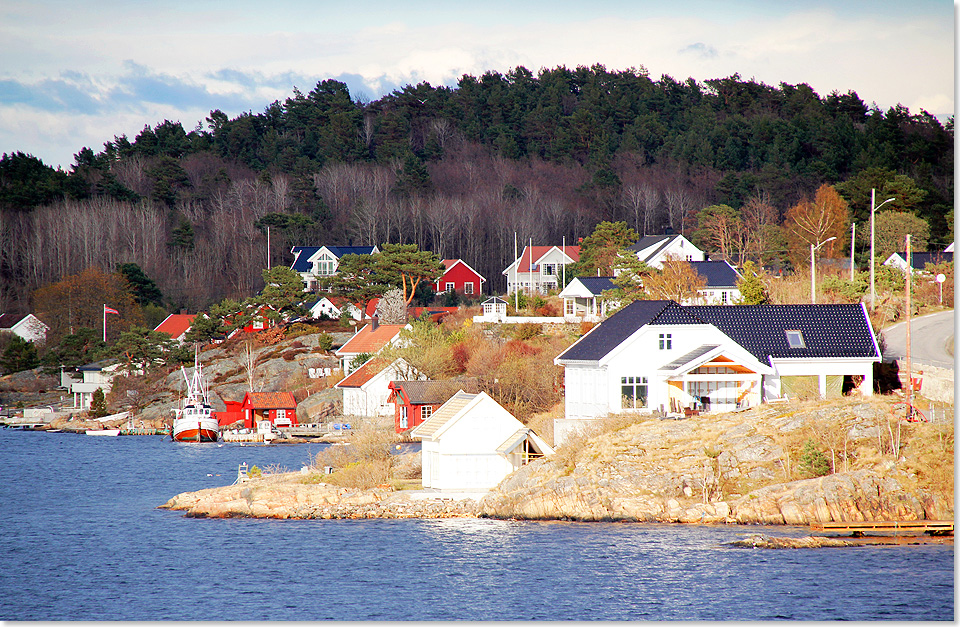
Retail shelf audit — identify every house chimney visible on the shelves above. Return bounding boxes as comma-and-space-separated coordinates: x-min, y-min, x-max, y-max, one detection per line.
371, 316, 379, 331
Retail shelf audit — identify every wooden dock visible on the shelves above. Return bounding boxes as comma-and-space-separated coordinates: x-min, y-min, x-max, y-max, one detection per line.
811, 520, 953, 537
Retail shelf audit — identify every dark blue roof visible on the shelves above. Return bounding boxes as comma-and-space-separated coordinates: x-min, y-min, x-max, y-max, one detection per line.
893, 251, 953, 269
557, 301, 880, 363
290, 246, 378, 272
685, 304, 879, 361
557, 300, 699, 362
573, 276, 616, 295
690, 261, 741, 288
628, 235, 673, 262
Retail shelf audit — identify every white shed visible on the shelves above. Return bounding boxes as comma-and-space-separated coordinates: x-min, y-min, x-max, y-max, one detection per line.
411, 391, 553, 492
335, 358, 423, 417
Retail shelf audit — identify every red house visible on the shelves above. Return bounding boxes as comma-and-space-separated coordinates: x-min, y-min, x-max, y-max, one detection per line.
226, 305, 278, 339
214, 399, 244, 427
238, 392, 299, 428
434, 259, 486, 296
387, 378, 480, 433
153, 313, 196, 343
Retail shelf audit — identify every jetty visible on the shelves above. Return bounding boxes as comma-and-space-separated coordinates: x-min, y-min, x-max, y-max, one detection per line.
810, 520, 954, 537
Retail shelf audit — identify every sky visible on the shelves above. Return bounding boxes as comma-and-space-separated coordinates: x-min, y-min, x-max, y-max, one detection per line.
1, 0, 954, 170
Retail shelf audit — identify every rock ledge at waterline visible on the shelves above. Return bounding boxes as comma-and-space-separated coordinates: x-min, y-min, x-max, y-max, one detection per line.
160, 399, 952, 524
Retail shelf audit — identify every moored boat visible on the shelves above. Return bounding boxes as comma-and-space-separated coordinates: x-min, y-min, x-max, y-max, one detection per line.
172, 352, 219, 443
85, 429, 120, 436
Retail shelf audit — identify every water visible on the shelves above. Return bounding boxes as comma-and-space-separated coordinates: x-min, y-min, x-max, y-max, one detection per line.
0, 429, 953, 621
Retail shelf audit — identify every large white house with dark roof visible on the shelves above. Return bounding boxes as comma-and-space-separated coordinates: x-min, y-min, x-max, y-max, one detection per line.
553, 300, 881, 444
629, 233, 705, 268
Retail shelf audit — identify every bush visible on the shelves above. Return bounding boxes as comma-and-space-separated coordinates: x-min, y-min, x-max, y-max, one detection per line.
318, 333, 334, 352
513, 323, 542, 340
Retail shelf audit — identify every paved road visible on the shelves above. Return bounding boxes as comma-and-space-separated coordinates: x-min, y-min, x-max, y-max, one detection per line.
881, 309, 954, 368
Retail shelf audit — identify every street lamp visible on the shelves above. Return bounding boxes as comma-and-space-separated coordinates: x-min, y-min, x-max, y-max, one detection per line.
869, 188, 897, 309
810, 236, 837, 303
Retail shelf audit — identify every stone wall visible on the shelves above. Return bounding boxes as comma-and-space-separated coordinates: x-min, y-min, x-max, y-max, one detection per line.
897, 360, 954, 405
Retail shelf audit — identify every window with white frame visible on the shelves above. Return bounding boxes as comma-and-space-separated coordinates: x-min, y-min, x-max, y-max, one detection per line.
420, 405, 433, 421
659, 333, 672, 350
621, 376, 648, 409
317, 254, 336, 275
445, 282, 455, 292
720, 290, 728, 304
565, 299, 575, 316
400, 406, 408, 429
464, 282, 474, 294
542, 263, 557, 276
253, 319, 264, 329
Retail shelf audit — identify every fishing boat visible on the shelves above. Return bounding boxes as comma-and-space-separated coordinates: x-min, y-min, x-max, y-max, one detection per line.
172, 352, 219, 443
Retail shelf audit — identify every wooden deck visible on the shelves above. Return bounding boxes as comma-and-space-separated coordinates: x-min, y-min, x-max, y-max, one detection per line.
811, 520, 953, 537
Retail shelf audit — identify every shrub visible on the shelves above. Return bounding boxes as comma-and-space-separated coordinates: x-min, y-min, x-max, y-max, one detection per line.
798, 440, 831, 477
514, 323, 542, 340
317, 333, 334, 352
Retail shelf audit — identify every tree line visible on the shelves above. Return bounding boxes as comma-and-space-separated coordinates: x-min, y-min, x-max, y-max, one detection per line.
0, 65, 952, 316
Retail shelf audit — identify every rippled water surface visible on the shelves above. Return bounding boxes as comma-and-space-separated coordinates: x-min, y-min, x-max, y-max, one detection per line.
0, 429, 952, 621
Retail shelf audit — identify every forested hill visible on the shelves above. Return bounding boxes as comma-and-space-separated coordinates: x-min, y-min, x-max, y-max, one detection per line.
0, 65, 953, 312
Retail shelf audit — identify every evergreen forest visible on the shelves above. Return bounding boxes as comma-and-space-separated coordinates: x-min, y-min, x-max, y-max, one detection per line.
0, 64, 953, 315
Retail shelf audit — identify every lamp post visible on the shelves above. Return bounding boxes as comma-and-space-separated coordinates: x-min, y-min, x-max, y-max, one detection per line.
810, 236, 837, 303
869, 188, 897, 309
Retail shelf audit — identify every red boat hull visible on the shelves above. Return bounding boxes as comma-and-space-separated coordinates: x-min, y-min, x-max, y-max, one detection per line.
173, 428, 219, 442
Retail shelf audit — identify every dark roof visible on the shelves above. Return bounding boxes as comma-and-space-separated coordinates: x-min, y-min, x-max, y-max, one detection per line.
685, 304, 879, 361
390, 379, 480, 404
690, 261, 741, 288
557, 301, 880, 364
290, 245, 378, 272
659, 344, 720, 371
557, 300, 699, 362
892, 251, 953, 269
572, 276, 616, 295
628, 235, 673, 262
290, 246, 321, 272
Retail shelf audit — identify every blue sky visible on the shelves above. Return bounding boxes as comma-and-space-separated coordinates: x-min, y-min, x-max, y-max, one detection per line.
1, 0, 953, 169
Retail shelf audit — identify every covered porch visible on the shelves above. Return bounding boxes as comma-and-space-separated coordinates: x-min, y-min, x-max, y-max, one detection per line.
658, 344, 771, 414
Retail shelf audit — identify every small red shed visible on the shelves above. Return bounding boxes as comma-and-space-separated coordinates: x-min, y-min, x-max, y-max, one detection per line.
239, 392, 299, 428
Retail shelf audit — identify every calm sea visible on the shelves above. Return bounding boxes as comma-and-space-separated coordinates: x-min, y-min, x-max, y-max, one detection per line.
0, 429, 953, 621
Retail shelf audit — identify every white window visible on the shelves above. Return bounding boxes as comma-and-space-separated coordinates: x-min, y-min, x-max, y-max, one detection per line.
400, 407, 408, 429
445, 282, 455, 292
542, 263, 557, 276
421, 405, 433, 421
317, 254, 336, 275
464, 282, 474, 294
253, 319, 264, 330
621, 376, 648, 409
565, 299, 575, 316
659, 333, 672, 350
785, 330, 805, 348
720, 291, 728, 304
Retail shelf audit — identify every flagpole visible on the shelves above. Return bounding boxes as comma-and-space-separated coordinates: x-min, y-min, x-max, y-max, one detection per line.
103, 304, 107, 343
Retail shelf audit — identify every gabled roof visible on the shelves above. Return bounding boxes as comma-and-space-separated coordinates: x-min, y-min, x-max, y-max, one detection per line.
556, 300, 701, 362
690, 261, 741, 289
335, 321, 406, 355
388, 378, 480, 405
154, 314, 196, 338
411, 391, 478, 439
0, 313, 26, 330
482, 296, 508, 305
507, 245, 581, 273
562, 276, 616, 297
440, 259, 486, 281
334, 358, 386, 389
324, 245, 379, 258
684, 304, 881, 361
629, 235, 675, 262
290, 246, 321, 272
243, 392, 297, 409
495, 428, 554, 457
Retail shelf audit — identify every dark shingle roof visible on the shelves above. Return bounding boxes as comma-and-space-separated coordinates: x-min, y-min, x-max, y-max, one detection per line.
290, 246, 321, 272
894, 251, 953, 269
326, 245, 378, 258
628, 235, 672, 262
690, 261, 741, 288
574, 276, 616, 295
390, 379, 480, 404
685, 304, 879, 361
556, 300, 699, 362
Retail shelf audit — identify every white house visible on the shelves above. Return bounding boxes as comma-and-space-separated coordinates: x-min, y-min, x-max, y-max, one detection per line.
558, 277, 616, 321
335, 358, 423, 417
553, 300, 881, 445
70, 360, 123, 409
411, 391, 554, 492
476, 297, 508, 322
629, 233, 705, 269
503, 245, 580, 294
688, 260, 742, 305
334, 318, 409, 375
0, 313, 48, 343
290, 245, 380, 291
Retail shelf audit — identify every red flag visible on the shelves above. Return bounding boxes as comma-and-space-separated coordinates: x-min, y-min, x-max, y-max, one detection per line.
104, 305, 119, 315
